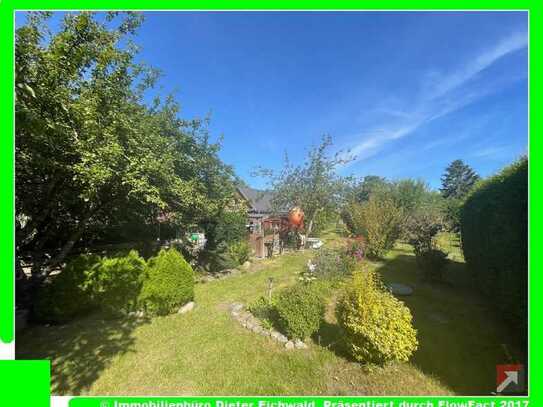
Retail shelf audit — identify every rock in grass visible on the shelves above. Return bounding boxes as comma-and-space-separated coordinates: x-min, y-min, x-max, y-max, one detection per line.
242, 261, 251, 270
239, 312, 251, 322
230, 303, 244, 313
388, 283, 413, 296
275, 333, 288, 343
294, 339, 308, 349
285, 341, 295, 350
178, 301, 195, 314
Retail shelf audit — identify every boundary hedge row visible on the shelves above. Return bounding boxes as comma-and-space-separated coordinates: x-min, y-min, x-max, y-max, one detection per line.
460, 157, 527, 338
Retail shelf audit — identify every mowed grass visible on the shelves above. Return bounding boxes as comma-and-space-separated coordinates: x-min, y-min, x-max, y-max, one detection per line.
16, 231, 521, 396
373, 237, 525, 395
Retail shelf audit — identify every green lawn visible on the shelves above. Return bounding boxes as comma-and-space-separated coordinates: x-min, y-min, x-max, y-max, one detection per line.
16, 231, 522, 396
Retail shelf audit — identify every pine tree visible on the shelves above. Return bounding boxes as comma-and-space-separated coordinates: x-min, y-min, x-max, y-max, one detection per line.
440, 160, 480, 199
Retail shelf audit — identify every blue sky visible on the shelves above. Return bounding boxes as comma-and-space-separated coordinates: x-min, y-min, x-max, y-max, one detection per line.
19, 11, 529, 189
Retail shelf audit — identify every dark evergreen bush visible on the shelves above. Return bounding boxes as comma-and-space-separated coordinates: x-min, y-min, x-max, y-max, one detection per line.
35, 254, 100, 323
460, 157, 527, 338
36, 251, 148, 322
91, 250, 146, 316
139, 248, 194, 316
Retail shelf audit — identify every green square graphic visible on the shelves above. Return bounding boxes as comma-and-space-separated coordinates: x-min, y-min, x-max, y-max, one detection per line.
0, 360, 50, 406
1, 1, 541, 406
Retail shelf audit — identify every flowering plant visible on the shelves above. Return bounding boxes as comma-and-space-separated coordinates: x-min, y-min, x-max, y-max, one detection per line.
344, 237, 365, 262
298, 260, 318, 283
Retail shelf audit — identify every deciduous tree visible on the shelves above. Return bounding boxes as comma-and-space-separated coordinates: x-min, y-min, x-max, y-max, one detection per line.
254, 135, 353, 237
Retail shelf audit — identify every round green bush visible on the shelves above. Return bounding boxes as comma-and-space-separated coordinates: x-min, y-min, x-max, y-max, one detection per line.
139, 248, 194, 316
336, 269, 418, 365
35, 254, 100, 323
90, 250, 146, 316
274, 284, 325, 340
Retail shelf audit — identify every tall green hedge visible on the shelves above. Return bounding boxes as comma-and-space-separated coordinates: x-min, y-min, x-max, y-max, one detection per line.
460, 157, 527, 337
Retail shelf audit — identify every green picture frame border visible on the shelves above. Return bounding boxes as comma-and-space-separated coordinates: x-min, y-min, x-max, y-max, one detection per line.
1, 1, 539, 405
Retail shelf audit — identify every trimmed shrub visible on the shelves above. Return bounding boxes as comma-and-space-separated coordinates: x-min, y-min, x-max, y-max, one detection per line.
90, 250, 146, 316
460, 157, 527, 337
274, 284, 325, 340
36, 251, 149, 322
228, 240, 250, 266
35, 254, 100, 323
139, 248, 194, 316
336, 269, 418, 365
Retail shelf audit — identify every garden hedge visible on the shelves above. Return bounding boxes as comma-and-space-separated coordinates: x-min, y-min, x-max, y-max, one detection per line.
460, 157, 527, 338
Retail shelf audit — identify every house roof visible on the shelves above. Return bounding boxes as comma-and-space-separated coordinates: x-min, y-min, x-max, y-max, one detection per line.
237, 186, 281, 214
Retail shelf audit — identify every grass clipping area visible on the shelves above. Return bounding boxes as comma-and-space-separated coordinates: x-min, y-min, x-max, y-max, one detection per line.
17, 231, 521, 396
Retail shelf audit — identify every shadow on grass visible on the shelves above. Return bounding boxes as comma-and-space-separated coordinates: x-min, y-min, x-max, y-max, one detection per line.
16, 314, 150, 395
312, 248, 526, 395
374, 253, 527, 395
314, 320, 354, 361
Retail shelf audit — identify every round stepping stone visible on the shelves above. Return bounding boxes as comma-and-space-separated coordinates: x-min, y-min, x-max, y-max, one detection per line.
388, 283, 413, 296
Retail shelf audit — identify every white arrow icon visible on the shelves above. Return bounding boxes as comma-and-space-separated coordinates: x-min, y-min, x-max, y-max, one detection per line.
497, 370, 519, 393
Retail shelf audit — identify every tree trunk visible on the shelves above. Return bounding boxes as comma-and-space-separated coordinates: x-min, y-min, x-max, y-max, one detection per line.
305, 208, 322, 238
44, 220, 88, 274
306, 218, 314, 238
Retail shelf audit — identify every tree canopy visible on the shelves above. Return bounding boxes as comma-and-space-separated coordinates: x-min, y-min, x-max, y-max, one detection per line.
440, 159, 480, 199
254, 135, 353, 236
16, 12, 237, 280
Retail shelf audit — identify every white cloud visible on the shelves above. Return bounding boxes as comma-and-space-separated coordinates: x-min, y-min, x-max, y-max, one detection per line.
342, 31, 528, 166
471, 145, 510, 159
427, 30, 528, 101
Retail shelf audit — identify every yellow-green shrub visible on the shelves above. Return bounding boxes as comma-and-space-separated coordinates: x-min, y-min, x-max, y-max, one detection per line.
139, 248, 194, 316
336, 269, 418, 364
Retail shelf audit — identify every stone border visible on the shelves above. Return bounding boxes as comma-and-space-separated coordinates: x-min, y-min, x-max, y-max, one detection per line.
229, 303, 308, 350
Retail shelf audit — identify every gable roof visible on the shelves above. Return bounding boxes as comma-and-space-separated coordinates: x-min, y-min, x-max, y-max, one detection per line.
237, 186, 276, 213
